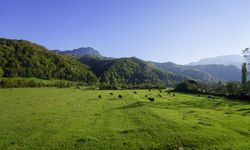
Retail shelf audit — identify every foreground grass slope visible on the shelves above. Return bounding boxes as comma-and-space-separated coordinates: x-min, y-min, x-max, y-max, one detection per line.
0, 88, 249, 149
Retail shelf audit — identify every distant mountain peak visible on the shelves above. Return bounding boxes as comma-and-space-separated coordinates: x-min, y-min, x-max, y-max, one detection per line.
53, 47, 101, 56
188, 55, 245, 68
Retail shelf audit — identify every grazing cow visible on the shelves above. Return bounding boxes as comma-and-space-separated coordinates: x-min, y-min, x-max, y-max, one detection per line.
134, 91, 137, 94
158, 94, 162, 97
110, 92, 114, 95
173, 93, 176, 96
145, 95, 147, 98
118, 95, 123, 99
148, 98, 155, 102
98, 95, 101, 99
207, 95, 215, 99
148, 89, 151, 92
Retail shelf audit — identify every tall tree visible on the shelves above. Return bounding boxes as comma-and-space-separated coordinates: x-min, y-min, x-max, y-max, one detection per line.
241, 63, 248, 92
0, 67, 3, 78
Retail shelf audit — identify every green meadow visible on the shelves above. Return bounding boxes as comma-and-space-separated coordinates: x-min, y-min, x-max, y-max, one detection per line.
0, 88, 249, 150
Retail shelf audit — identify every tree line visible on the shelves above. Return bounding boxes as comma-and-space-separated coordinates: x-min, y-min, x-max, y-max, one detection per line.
174, 63, 250, 100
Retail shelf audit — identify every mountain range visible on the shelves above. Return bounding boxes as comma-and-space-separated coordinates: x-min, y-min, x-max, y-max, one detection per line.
188, 55, 245, 68
55, 47, 241, 82
0, 38, 243, 86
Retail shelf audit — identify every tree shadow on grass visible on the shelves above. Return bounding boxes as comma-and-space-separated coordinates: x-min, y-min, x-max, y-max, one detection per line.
237, 108, 250, 111
117, 102, 147, 110
108, 98, 119, 100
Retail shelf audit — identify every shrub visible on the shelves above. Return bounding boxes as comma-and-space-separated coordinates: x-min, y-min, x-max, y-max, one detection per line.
174, 80, 199, 93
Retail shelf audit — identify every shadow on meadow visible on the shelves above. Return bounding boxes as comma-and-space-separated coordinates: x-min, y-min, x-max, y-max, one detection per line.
117, 101, 146, 109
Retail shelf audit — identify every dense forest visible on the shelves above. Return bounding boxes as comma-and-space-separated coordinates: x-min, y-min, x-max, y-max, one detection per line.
0, 38, 98, 85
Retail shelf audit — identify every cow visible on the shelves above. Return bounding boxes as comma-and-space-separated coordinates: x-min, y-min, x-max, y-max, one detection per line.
110, 92, 114, 95
145, 95, 147, 98
118, 95, 123, 99
173, 93, 176, 96
98, 95, 101, 99
207, 95, 215, 99
134, 91, 137, 94
148, 98, 155, 102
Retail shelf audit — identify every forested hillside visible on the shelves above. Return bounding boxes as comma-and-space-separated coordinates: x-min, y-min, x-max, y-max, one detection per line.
80, 55, 187, 87
0, 38, 242, 88
0, 38, 98, 84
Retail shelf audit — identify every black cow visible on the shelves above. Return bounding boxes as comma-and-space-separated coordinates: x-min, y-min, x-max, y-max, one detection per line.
118, 95, 123, 99
148, 98, 155, 102
145, 95, 147, 98
110, 92, 114, 95
134, 91, 137, 94
207, 95, 215, 99
173, 93, 176, 96
98, 95, 101, 99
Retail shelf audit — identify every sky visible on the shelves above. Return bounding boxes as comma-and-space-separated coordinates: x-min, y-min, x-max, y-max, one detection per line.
0, 0, 250, 64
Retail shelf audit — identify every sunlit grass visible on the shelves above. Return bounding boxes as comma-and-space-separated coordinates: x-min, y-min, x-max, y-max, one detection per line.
0, 88, 249, 149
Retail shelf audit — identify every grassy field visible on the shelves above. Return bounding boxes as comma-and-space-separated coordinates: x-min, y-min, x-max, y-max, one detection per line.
0, 88, 249, 150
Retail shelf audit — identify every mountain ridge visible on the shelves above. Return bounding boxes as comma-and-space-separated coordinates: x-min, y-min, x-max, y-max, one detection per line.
53, 47, 102, 57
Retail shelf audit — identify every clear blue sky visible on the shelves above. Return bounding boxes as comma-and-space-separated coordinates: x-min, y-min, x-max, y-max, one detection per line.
0, 0, 249, 64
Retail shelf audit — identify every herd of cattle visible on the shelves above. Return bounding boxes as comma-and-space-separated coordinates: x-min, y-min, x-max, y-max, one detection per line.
97, 89, 217, 102
97, 89, 178, 102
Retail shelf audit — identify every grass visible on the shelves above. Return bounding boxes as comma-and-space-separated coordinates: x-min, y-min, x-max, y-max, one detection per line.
0, 88, 249, 149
